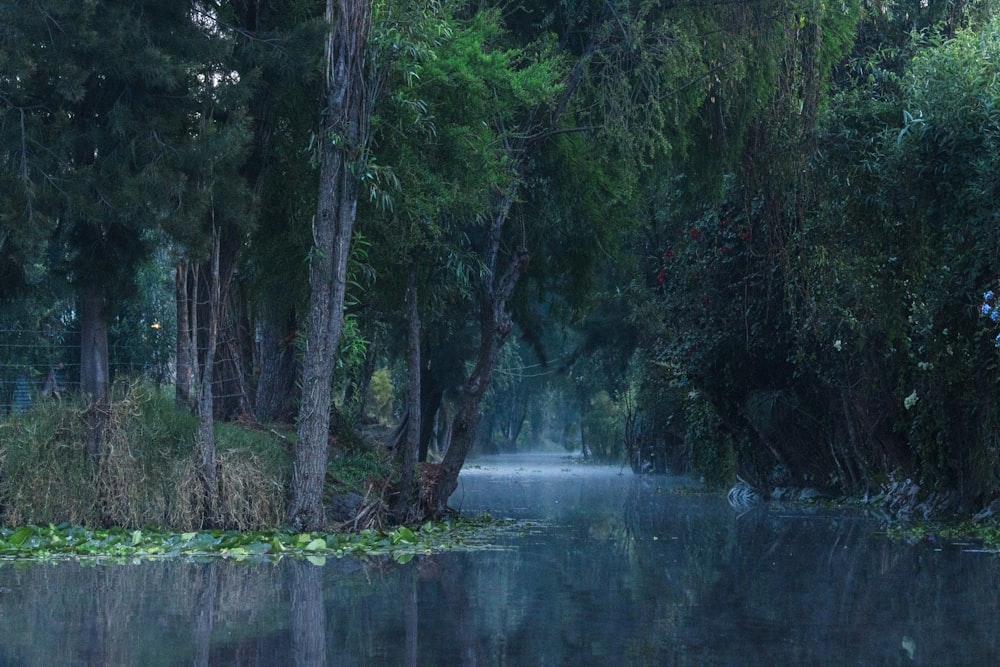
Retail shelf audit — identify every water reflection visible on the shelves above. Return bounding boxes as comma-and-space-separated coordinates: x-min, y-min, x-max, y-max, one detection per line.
0, 452, 998, 665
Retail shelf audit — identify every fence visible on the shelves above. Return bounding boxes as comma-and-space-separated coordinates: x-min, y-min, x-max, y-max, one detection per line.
0, 326, 251, 418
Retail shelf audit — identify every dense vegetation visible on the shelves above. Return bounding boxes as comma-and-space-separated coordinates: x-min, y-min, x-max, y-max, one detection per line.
3, 0, 1000, 530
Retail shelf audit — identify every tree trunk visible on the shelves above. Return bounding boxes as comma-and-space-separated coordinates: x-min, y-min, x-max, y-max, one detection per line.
504, 382, 528, 451
197, 228, 222, 527
418, 372, 443, 463
436, 401, 454, 458
420, 15, 606, 512
431, 245, 530, 515
80, 286, 110, 461
175, 262, 194, 408
201, 230, 252, 421
254, 308, 299, 423
287, 0, 372, 531
394, 268, 421, 521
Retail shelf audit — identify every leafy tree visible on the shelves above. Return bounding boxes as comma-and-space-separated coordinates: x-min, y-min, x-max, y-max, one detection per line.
641, 0, 1000, 511
1, 1, 248, 460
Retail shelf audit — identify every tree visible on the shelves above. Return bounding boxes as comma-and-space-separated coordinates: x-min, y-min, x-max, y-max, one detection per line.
1, 1, 247, 459
287, 0, 374, 531
638, 0, 1000, 512
427, 0, 742, 513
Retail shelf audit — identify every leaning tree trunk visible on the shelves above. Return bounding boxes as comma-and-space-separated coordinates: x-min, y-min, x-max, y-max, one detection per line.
422, 14, 608, 514
287, 0, 372, 531
431, 243, 530, 516
80, 285, 110, 462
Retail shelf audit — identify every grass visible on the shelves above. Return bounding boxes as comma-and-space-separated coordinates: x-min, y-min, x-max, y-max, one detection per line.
0, 380, 312, 531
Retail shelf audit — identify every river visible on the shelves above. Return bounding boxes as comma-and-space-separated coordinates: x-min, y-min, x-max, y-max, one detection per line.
0, 451, 997, 665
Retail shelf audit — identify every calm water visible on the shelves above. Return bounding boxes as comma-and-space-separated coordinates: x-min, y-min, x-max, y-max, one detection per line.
1, 452, 999, 666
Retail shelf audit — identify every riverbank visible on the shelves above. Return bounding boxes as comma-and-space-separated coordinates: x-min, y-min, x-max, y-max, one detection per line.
0, 382, 389, 531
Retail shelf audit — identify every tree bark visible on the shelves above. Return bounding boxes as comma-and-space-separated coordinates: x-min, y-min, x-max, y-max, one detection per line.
80, 285, 110, 461
287, 0, 372, 531
254, 308, 299, 423
418, 371, 443, 463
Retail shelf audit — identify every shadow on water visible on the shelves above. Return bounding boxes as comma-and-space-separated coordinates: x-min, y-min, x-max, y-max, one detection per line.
1, 451, 999, 665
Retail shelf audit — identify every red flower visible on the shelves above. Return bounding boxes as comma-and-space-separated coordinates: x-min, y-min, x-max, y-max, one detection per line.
689, 226, 701, 240
664, 247, 675, 259
657, 268, 666, 284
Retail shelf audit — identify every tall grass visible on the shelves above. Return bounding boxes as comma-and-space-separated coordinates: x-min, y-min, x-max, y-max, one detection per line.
0, 380, 289, 530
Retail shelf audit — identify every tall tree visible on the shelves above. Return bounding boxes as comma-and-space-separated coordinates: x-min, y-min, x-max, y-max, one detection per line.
287, 0, 373, 530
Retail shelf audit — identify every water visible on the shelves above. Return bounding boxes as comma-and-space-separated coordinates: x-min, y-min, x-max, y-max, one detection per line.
1, 452, 998, 665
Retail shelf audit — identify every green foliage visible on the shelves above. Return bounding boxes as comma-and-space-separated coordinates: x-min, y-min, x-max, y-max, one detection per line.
0, 0, 250, 302
683, 392, 736, 490
0, 514, 520, 563
368, 367, 396, 424
636, 2, 1000, 512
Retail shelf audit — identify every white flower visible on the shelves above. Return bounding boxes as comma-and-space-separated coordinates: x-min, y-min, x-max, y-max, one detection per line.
904, 390, 919, 410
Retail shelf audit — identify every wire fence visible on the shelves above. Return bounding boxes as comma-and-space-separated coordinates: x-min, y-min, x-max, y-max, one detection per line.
0, 327, 251, 418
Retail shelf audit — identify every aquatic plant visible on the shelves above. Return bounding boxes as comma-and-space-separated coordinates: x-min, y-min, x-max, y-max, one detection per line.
0, 515, 522, 564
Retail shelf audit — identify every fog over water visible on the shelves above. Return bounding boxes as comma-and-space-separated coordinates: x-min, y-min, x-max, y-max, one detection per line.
1, 451, 998, 665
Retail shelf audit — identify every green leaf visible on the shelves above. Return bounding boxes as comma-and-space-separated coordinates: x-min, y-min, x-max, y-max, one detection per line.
391, 526, 417, 545
9, 527, 34, 547
304, 538, 327, 551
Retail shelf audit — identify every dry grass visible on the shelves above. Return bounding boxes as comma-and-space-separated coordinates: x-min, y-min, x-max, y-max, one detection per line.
169, 450, 286, 531
0, 380, 289, 530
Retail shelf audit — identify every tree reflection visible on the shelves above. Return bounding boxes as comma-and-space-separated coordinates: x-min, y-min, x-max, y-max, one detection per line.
289, 559, 326, 667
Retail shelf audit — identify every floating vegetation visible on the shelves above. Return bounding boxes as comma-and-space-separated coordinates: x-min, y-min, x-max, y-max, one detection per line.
0, 514, 526, 565
883, 520, 1000, 553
